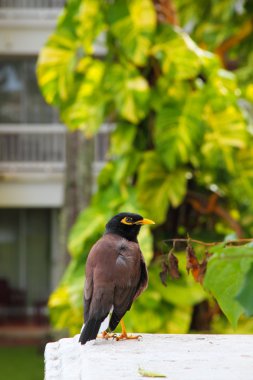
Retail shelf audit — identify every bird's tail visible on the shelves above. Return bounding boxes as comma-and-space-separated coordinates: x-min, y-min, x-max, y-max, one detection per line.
79, 318, 102, 345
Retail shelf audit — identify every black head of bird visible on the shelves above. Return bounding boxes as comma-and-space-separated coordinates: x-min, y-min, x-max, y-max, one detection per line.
79, 212, 155, 345
105, 212, 155, 242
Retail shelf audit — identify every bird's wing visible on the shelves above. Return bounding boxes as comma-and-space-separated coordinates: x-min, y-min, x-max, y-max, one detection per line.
84, 264, 93, 322
80, 238, 116, 344
133, 252, 148, 300
84, 236, 119, 322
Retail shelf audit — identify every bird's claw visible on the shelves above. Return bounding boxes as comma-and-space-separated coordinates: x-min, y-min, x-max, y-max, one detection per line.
97, 331, 116, 340
115, 333, 142, 341
98, 330, 142, 342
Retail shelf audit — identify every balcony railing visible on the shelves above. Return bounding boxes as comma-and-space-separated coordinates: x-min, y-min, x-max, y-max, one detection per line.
0, 0, 65, 8
0, 125, 66, 173
0, 0, 64, 24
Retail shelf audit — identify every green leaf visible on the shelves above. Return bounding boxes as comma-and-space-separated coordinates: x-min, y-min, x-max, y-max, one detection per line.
106, 64, 150, 123
165, 305, 192, 334
137, 152, 187, 224
98, 151, 141, 190
48, 253, 85, 334
138, 367, 166, 378
202, 105, 247, 173
108, 0, 156, 65
37, 33, 78, 105
138, 226, 153, 266
236, 262, 253, 316
68, 207, 106, 257
114, 151, 141, 184
76, 0, 106, 54
155, 94, 204, 170
37, 0, 80, 105
152, 25, 201, 79
110, 123, 137, 155
204, 246, 253, 327
61, 59, 107, 135
97, 161, 116, 189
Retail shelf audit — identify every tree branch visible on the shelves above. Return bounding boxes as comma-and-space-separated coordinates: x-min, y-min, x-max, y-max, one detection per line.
153, 0, 178, 25
186, 191, 244, 238
163, 237, 253, 247
215, 18, 253, 67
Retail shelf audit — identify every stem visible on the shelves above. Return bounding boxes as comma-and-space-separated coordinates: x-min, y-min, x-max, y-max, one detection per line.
215, 18, 253, 67
163, 238, 253, 247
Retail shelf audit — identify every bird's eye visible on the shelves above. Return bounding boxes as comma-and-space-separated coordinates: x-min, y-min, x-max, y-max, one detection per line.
121, 216, 134, 225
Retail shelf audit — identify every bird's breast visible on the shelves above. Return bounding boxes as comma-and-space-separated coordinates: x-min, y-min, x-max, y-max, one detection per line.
87, 235, 142, 286
113, 239, 141, 285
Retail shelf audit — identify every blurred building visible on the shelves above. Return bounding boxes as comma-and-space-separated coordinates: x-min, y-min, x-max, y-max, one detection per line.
0, 0, 109, 332
0, 0, 66, 328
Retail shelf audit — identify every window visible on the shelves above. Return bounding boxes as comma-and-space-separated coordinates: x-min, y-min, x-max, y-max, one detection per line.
0, 58, 58, 123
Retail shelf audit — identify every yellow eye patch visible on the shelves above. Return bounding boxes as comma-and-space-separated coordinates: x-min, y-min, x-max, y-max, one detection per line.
121, 217, 155, 225
121, 217, 134, 225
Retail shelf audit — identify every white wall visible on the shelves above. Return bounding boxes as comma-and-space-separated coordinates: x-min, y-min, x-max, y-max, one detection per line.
0, 9, 61, 55
0, 173, 65, 208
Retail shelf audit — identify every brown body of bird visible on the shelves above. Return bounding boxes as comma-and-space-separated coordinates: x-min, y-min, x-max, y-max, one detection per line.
79, 212, 155, 345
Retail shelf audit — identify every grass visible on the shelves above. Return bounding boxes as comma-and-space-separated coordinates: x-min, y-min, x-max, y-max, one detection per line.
0, 346, 44, 380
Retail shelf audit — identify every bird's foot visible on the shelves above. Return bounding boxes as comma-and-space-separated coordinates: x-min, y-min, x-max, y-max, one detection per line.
115, 332, 142, 341
97, 330, 117, 340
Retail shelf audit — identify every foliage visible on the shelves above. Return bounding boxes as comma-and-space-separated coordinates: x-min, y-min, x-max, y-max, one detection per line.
204, 244, 253, 327
37, 0, 253, 334
236, 261, 253, 316
168, 240, 253, 327
0, 347, 43, 380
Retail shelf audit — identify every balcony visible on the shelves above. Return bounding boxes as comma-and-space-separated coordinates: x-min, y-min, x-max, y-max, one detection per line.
0, 0, 64, 21
0, 1, 65, 7
0, 0, 64, 54
0, 124, 66, 173
0, 124, 66, 207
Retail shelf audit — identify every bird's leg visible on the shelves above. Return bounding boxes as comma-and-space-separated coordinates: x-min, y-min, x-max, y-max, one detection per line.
97, 329, 116, 340
115, 319, 142, 341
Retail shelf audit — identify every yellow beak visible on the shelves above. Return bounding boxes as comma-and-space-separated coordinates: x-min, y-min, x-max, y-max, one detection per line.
136, 218, 155, 225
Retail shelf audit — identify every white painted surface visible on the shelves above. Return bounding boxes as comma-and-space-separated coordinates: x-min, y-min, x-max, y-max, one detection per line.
0, 9, 60, 55
45, 333, 253, 380
0, 173, 65, 207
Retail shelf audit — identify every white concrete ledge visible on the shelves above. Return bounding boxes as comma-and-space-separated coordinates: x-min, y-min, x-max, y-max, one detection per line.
45, 333, 253, 380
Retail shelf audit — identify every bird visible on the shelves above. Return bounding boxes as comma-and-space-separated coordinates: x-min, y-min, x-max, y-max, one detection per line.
79, 212, 155, 345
